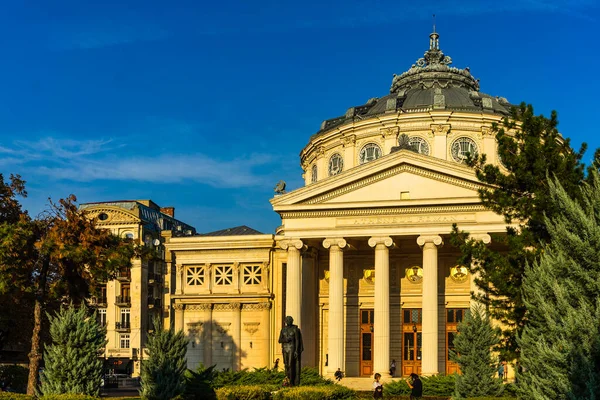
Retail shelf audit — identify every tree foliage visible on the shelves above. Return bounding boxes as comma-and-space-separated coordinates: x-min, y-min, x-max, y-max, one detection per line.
0, 175, 135, 395
140, 318, 188, 400
450, 103, 597, 360
450, 304, 503, 399
39, 305, 106, 396
517, 172, 600, 400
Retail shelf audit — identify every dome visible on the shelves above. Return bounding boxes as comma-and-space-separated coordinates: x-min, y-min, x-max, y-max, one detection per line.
316, 30, 512, 136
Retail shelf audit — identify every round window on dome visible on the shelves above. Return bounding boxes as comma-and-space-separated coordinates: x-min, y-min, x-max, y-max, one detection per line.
409, 137, 430, 155
98, 212, 109, 221
359, 143, 382, 164
328, 153, 344, 176
451, 137, 478, 163
311, 164, 318, 183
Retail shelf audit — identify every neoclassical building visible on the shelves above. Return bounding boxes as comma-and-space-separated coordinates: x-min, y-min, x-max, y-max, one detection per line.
89, 30, 514, 379
163, 30, 511, 379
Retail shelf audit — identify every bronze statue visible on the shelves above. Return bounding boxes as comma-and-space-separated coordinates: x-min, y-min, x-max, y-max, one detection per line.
278, 316, 303, 386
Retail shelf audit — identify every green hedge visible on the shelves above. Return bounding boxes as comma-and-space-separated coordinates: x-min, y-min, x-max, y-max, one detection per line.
465, 398, 516, 400
39, 395, 98, 400
216, 385, 273, 400
0, 393, 35, 400
272, 386, 355, 400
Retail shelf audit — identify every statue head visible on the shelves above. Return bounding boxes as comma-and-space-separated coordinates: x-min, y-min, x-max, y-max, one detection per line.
285, 316, 294, 326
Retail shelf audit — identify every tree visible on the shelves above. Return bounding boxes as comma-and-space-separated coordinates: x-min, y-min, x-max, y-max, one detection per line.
450, 103, 596, 360
450, 304, 503, 399
39, 304, 106, 396
517, 172, 600, 399
140, 317, 188, 400
0, 192, 135, 395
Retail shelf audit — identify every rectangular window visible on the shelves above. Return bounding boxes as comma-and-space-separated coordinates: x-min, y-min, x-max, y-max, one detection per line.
98, 309, 107, 326
120, 308, 130, 328
186, 266, 205, 286
214, 265, 233, 285
243, 265, 262, 285
120, 334, 130, 349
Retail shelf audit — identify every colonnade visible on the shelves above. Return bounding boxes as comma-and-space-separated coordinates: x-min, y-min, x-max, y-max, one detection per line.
282, 235, 445, 378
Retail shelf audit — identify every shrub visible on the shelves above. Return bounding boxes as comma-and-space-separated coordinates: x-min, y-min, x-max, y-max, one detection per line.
215, 385, 272, 400
272, 385, 354, 400
39, 395, 97, 400
0, 393, 35, 400
183, 365, 218, 399
208, 367, 329, 389
0, 365, 28, 393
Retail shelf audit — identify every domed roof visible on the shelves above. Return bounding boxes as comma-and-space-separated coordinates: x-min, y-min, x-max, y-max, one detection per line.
316, 30, 512, 135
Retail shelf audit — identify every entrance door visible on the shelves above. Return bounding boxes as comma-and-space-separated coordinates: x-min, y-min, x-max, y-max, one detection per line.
360, 309, 374, 376
446, 308, 467, 375
402, 309, 422, 376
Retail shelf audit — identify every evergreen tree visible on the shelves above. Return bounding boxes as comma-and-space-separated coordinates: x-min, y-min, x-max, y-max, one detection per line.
450, 103, 597, 360
517, 172, 600, 399
450, 304, 503, 399
140, 317, 188, 400
39, 304, 106, 396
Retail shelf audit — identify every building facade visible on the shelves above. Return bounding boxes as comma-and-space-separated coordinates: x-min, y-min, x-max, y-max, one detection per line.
81, 200, 195, 377
163, 30, 513, 379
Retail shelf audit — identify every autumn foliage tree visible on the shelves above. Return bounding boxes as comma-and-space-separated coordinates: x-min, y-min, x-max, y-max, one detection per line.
0, 175, 135, 395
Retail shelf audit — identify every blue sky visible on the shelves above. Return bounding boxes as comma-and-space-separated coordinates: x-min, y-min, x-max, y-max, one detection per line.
1, 0, 599, 234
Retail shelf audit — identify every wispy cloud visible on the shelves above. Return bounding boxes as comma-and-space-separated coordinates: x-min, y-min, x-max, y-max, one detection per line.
2, 136, 288, 188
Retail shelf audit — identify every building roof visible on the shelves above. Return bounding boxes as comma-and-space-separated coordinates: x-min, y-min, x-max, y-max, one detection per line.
314, 30, 513, 137
199, 225, 264, 236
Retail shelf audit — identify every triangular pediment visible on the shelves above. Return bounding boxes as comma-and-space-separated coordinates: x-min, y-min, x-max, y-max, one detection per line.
271, 150, 487, 210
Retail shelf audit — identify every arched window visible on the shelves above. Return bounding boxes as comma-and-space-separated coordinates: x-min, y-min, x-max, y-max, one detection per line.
451, 137, 478, 162
359, 143, 382, 164
409, 137, 430, 155
311, 164, 318, 183
328, 153, 344, 176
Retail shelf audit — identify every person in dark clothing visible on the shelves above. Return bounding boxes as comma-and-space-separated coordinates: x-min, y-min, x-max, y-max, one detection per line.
406, 373, 422, 399
334, 368, 343, 382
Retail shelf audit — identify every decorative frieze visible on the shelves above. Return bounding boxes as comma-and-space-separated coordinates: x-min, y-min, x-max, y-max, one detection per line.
186, 304, 212, 311
173, 303, 185, 311
242, 302, 271, 311
213, 303, 241, 311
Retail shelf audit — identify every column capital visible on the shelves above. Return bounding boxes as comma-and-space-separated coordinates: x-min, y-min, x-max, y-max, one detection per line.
173, 303, 185, 311
279, 238, 305, 251
417, 235, 443, 247
368, 236, 395, 248
469, 233, 491, 244
323, 237, 348, 249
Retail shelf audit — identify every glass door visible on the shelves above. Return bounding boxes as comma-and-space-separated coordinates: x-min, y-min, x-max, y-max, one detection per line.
402, 309, 422, 376
360, 309, 374, 376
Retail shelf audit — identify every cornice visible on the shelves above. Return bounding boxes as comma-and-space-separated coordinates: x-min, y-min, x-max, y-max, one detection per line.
166, 236, 275, 251
84, 207, 141, 225
280, 204, 486, 219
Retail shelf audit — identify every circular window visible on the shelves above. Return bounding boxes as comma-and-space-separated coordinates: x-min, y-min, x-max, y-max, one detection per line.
328, 153, 344, 176
409, 137, 430, 155
98, 213, 109, 221
359, 143, 382, 164
451, 137, 478, 162
311, 164, 318, 183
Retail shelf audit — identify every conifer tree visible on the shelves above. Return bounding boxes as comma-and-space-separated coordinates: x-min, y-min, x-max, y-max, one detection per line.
517, 172, 600, 399
450, 103, 597, 360
39, 304, 106, 396
140, 317, 188, 400
450, 304, 503, 399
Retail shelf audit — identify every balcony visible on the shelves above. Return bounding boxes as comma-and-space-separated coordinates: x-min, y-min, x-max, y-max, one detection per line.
148, 272, 162, 285
116, 269, 131, 281
115, 322, 131, 332
89, 296, 107, 307
115, 296, 131, 306
147, 297, 162, 309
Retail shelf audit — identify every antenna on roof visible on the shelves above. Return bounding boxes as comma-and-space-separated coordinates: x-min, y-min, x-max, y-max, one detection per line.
432, 14, 436, 33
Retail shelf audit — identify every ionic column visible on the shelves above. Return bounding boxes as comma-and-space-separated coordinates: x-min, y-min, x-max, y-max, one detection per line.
323, 237, 348, 376
174, 303, 185, 332
231, 303, 242, 371
417, 235, 443, 376
301, 248, 318, 367
469, 234, 491, 304
368, 236, 395, 379
200, 303, 213, 367
280, 239, 305, 327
